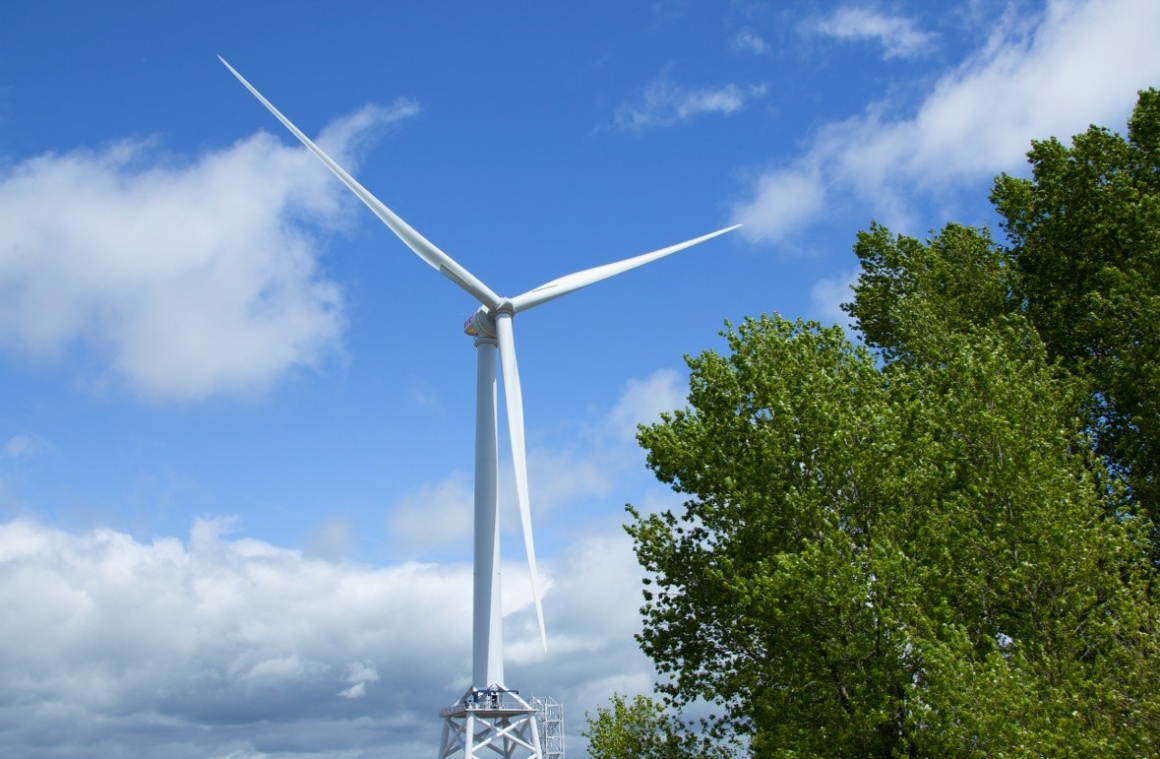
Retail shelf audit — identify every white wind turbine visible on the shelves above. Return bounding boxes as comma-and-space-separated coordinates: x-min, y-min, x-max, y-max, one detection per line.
220, 57, 738, 758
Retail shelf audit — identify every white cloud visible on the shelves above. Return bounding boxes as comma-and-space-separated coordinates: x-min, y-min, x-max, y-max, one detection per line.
607, 368, 686, 444
388, 469, 474, 552
525, 446, 617, 515
0, 99, 419, 402
366, 368, 693, 748
734, 0, 1160, 242
0, 365, 695, 755
520, 368, 687, 518
0, 515, 655, 757
301, 516, 356, 562
389, 368, 688, 551
337, 662, 380, 699
731, 28, 771, 55
632, 486, 685, 517
733, 165, 828, 243
0, 515, 471, 755
810, 5, 937, 59
2, 434, 47, 458
810, 268, 861, 328
613, 74, 768, 130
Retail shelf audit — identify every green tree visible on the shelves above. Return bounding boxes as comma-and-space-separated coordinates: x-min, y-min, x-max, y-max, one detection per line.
992, 88, 1160, 524
617, 88, 1160, 758
847, 90, 1160, 532
583, 693, 733, 759
843, 222, 1014, 364
629, 315, 1159, 757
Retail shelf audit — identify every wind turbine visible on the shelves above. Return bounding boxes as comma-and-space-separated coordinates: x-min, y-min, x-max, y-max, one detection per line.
220, 57, 739, 758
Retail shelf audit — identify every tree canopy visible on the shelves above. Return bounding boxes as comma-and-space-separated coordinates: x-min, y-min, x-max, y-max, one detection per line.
850, 88, 1160, 532
993, 89, 1160, 524
583, 693, 733, 759
591, 90, 1160, 757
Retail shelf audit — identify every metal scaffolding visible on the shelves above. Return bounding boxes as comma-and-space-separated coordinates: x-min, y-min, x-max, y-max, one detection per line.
530, 696, 564, 759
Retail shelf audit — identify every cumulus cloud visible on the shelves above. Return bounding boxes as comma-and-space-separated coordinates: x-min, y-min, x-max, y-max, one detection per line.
0, 514, 655, 757
0, 365, 694, 756
518, 530, 655, 706
613, 73, 768, 130
734, 0, 1160, 242
0, 99, 418, 402
0, 515, 472, 756
808, 5, 936, 59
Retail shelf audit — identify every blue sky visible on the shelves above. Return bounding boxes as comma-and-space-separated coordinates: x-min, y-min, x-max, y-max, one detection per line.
1, 1, 1158, 756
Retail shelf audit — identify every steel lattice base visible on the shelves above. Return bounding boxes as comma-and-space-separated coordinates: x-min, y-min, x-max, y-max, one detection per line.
439, 687, 544, 759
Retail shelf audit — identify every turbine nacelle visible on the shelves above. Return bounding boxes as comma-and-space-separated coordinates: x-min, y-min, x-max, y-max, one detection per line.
463, 303, 511, 339
464, 309, 492, 339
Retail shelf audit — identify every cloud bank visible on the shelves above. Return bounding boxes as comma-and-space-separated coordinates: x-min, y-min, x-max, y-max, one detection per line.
0, 100, 418, 402
0, 368, 688, 757
0, 515, 651, 758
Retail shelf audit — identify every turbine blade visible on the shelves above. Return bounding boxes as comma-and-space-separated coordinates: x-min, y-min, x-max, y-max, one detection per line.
218, 56, 502, 310
508, 224, 742, 313
494, 313, 548, 653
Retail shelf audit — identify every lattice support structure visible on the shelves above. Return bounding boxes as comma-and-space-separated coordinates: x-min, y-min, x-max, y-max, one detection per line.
530, 696, 564, 759
439, 688, 544, 759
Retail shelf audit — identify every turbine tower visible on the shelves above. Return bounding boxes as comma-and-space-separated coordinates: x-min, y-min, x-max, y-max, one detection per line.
220, 58, 739, 759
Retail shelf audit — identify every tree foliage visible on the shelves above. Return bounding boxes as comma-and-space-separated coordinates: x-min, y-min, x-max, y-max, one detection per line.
583, 694, 734, 759
992, 88, 1160, 521
849, 88, 1160, 530
630, 315, 1158, 756
844, 222, 1013, 364
603, 90, 1160, 757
